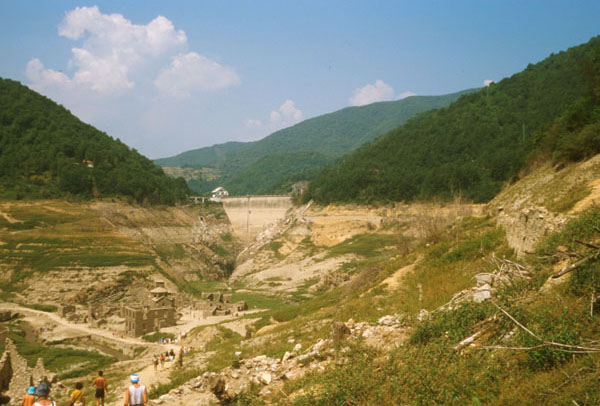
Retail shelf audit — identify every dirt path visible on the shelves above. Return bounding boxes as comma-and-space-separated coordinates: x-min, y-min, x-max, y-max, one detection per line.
106, 350, 181, 406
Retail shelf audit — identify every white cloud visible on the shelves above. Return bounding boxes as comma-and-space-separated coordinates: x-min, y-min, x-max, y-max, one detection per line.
27, 6, 238, 96
269, 99, 303, 128
397, 90, 417, 99
26, 58, 72, 89
244, 99, 304, 139
154, 52, 240, 98
22, 6, 244, 158
483, 79, 494, 87
349, 79, 415, 106
349, 80, 394, 106
277, 99, 303, 121
245, 119, 263, 128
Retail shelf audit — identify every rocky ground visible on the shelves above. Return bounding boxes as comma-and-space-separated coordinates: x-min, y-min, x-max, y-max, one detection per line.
151, 315, 408, 406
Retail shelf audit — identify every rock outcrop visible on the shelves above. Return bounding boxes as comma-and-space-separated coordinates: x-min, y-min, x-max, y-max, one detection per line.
0, 339, 56, 398
150, 316, 409, 405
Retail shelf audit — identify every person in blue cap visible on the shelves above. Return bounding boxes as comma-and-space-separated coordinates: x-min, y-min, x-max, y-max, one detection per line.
22, 386, 36, 406
123, 374, 147, 406
34, 381, 55, 406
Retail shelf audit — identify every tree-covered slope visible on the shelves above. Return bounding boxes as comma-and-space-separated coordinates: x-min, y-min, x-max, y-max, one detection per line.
304, 36, 600, 204
155, 90, 475, 194
0, 78, 189, 204
154, 141, 247, 168
224, 151, 332, 195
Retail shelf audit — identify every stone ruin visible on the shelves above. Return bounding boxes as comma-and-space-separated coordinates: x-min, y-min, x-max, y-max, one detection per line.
0, 338, 56, 399
121, 280, 178, 337
198, 292, 248, 317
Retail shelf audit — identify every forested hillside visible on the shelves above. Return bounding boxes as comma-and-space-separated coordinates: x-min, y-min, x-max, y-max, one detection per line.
155, 90, 475, 194
0, 78, 189, 204
304, 36, 600, 204
224, 151, 331, 195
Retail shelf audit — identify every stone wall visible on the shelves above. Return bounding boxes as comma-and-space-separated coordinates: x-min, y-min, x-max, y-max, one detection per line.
0, 326, 7, 344
0, 345, 12, 392
0, 338, 56, 398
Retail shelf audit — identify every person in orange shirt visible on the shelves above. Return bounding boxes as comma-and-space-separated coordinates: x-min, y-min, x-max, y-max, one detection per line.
22, 386, 36, 406
92, 371, 107, 406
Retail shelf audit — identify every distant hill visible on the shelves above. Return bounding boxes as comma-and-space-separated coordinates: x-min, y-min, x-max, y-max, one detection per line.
0, 78, 189, 204
155, 89, 476, 194
304, 36, 600, 204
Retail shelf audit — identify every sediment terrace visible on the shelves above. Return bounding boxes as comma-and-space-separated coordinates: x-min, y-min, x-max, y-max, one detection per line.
221, 195, 292, 244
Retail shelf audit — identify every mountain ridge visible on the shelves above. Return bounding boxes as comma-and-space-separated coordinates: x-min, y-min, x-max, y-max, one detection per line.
304, 35, 600, 204
155, 89, 477, 194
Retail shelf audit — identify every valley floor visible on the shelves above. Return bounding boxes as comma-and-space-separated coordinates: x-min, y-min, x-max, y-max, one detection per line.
2, 156, 600, 405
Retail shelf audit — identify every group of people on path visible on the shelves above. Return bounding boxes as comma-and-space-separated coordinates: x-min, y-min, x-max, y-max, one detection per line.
0, 370, 148, 406
152, 347, 185, 371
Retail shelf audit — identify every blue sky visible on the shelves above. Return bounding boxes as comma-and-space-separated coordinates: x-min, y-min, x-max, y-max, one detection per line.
1, 1, 599, 158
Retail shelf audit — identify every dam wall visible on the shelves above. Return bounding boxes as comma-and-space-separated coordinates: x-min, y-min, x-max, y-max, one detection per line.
222, 196, 292, 244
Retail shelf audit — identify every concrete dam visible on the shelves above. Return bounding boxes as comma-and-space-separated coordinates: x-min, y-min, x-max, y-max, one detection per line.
221, 196, 292, 244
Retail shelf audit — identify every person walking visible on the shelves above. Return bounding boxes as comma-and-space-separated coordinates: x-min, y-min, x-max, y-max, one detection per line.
123, 374, 147, 406
159, 353, 165, 370
177, 347, 184, 368
33, 382, 55, 406
152, 355, 158, 372
69, 382, 86, 406
169, 349, 175, 362
92, 371, 107, 406
22, 386, 36, 406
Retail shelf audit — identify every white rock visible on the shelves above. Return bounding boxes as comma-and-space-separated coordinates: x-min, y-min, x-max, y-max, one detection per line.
417, 309, 430, 322
293, 343, 302, 353
282, 351, 293, 363
259, 372, 272, 385
473, 290, 492, 303
235, 351, 242, 358
475, 273, 494, 286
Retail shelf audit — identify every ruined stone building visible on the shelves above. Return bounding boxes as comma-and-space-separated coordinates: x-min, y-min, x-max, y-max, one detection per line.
121, 281, 177, 337
0, 339, 55, 399
199, 292, 248, 317
58, 304, 75, 318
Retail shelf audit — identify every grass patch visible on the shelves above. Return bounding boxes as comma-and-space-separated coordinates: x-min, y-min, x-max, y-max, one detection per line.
546, 182, 591, 213
205, 327, 243, 372
149, 366, 203, 399
232, 292, 286, 310
187, 280, 228, 294
141, 331, 176, 342
21, 303, 57, 312
325, 233, 399, 259
262, 241, 285, 260
9, 323, 115, 379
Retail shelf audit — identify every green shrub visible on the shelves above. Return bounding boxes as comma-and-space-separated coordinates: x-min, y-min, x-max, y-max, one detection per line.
410, 302, 495, 345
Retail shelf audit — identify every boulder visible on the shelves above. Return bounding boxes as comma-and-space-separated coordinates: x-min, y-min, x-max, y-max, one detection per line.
259, 372, 272, 385
281, 351, 293, 363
